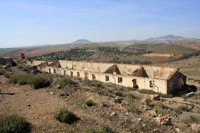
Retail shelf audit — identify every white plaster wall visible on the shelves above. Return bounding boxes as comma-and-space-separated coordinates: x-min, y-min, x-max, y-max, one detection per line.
43, 62, 171, 94
45, 66, 167, 94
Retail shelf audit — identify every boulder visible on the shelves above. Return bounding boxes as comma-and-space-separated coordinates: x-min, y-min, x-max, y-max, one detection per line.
185, 92, 195, 97
154, 116, 172, 125
145, 110, 157, 117
151, 94, 160, 101
139, 105, 150, 112
2, 65, 11, 69
162, 117, 172, 125
191, 124, 200, 132
114, 97, 123, 104
57, 84, 61, 89
110, 112, 117, 116
175, 128, 181, 132
141, 98, 147, 104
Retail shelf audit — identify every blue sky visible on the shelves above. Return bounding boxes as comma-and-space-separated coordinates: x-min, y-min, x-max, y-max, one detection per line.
0, 0, 200, 48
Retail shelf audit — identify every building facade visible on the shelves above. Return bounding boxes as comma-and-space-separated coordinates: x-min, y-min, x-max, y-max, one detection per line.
27, 60, 186, 94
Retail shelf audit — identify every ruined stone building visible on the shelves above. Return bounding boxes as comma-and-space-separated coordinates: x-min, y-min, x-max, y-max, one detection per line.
27, 60, 186, 94
0, 57, 16, 66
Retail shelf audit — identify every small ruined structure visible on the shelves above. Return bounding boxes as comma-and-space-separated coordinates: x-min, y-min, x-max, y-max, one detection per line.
27, 60, 186, 94
0, 57, 16, 66
20, 53, 25, 59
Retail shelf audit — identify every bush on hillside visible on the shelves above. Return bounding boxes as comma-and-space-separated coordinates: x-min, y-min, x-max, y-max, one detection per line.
126, 99, 141, 114
115, 91, 125, 97
86, 100, 95, 107
0, 115, 30, 133
138, 89, 157, 94
152, 102, 172, 115
8, 72, 52, 89
159, 94, 173, 98
59, 78, 76, 89
182, 115, 200, 125
0, 69, 5, 75
87, 124, 114, 133
177, 105, 191, 112
128, 94, 141, 100
4, 72, 10, 78
54, 109, 79, 124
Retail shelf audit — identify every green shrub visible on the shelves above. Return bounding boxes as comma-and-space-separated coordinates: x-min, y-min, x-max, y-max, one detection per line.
127, 87, 137, 91
54, 109, 79, 124
0, 69, 5, 75
97, 124, 114, 133
159, 94, 173, 98
152, 102, 172, 115
59, 78, 76, 89
152, 102, 170, 110
8, 72, 30, 85
96, 83, 103, 88
126, 101, 141, 113
97, 87, 113, 97
4, 72, 10, 78
29, 74, 52, 89
85, 80, 104, 88
8, 72, 52, 89
18, 73, 31, 85
173, 108, 182, 114
86, 124, 114, 133
145, 98, 152, 106
181, 94, 189, 99
0, 115, 30, 133
182, 115, 200, 125
102, 102, 109, 107
115, 91, 124, 97
128, 94, 141, 100
59, 93, 69, 97
86, 100, 95, 107
8, 74, 19, 84
178, 105, 191, 112
138, 89, 157, 94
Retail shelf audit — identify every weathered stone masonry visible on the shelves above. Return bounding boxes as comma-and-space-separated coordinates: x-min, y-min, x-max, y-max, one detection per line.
27, 60, 186, 94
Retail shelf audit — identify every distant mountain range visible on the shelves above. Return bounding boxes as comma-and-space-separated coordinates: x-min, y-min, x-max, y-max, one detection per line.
147, 35, 188, 40
71, 35, 195, 45
4, 35, 199, 49
71, 39, 94, 44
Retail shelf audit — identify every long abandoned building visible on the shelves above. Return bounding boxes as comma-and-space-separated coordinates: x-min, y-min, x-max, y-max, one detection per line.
27, 60, 186, 94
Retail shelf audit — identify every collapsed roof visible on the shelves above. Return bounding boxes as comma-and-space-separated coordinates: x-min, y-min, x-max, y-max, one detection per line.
45, 60, 179, 80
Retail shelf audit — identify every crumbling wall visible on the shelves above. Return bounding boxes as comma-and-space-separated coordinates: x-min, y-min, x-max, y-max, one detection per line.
167, 72, 186, 94
46, 66, 168, 94
0, 57, 16, 66
37, 60, 186, 94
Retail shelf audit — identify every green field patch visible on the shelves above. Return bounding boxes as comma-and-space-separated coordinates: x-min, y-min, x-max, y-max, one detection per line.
127, 43, 165, 48
0, 49, 18, 55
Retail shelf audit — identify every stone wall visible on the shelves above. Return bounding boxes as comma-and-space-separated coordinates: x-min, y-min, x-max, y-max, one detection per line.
0, 57, 16, 66
46, 66, 168, 94
28, 59, 186, 94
